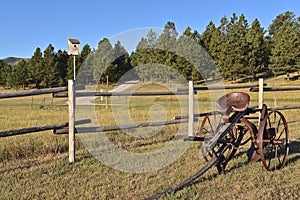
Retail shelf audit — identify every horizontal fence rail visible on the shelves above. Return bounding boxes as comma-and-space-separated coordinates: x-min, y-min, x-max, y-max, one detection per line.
53, 91, 190, 98
177, 83, 267, 92
174, 111, 223, 120
268, 105, 300, 111
174, 106, 258, 120
0, 119, 91, 137
54, 84, 267, 98
54, 119, 190, 134
0, 85, 84, 99
174, 105, 300, 120
250, 87, 300, 92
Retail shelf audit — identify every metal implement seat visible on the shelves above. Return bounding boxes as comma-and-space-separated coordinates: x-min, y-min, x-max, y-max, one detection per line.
217, 92, 250, 122
217, 92, 250, 112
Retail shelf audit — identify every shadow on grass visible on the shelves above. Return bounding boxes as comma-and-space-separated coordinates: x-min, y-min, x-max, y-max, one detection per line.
0, 153, 68, 174
287, 140, 300, 165
221, 150, 249, 174
176, 144, 297, 198
225, 140, 300, 172
289, 140, 300, 154
187, 141, 300, 190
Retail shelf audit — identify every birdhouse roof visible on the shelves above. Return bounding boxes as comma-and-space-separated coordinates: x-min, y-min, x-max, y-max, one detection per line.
68, 38, 80, 44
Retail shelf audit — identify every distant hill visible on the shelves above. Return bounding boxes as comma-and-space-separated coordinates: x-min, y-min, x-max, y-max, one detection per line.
3, 57, 29, 66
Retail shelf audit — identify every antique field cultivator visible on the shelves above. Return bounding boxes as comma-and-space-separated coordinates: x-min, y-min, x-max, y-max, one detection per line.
146, 92, 289, 199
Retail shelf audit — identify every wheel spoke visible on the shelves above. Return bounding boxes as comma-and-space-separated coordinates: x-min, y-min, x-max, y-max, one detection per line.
277, 128, 285, 140
276, 117, 282, 132
268, 117, 272, 129
213, 114, 217, 129
274, 144, 278, 170
203, 127, 209, 134
217, 115, 222, 128
207, 117, 214, 134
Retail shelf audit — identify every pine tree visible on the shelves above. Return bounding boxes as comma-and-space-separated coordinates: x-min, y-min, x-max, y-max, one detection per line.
269, 21, 300, 79
156, 22, 178, 82
57, 50, 69, 86
92, 38, 114, 84
245, 19, 266, 80
28, 47, 44, 88
221, 14, 249, 81
42, 44, 58, 87
215, 16, 229, 79
174, 33, 193, 80
0, 60, 12, 88
269, 11, 296, 36
200, 22, 223, 79
200, 21, 216, 51
130, 37, 148, 68
175, 29, 208, 81
157, 21, 178, 51
9, 59, 28, 90
130, 29, 160, 82
268, 12, 300, 80
75, 44, 93, 85
108, 41, 132, 83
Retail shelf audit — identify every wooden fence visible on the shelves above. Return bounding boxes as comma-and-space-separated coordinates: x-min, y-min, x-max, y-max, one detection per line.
2, 78, 300, 163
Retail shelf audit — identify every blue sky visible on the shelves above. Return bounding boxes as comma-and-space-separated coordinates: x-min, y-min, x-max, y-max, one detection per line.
1, 0, 300, 58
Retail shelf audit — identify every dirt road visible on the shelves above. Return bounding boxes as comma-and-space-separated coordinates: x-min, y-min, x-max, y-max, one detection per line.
76, 81, 139, 105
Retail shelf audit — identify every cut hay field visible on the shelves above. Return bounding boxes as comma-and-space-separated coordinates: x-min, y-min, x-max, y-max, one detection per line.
0, 76, 300, 200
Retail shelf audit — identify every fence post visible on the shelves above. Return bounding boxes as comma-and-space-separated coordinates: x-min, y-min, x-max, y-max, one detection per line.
105, 96, 108, 109
100, 89, 103, 102
68, 80, 76, 163
258, 78, 264, 125
188, 81, 194, 137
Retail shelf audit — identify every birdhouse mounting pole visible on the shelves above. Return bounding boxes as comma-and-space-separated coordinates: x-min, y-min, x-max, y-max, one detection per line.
73, 55, 76, 81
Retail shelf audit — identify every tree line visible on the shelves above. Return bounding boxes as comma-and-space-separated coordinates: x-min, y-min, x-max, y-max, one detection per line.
0, 44, 92, 90
0, 11, 299, 90
201, 11, 300, 82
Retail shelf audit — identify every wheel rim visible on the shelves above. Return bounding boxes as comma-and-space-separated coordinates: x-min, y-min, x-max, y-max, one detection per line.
198, 112, 223, 158
258, 111, 289, 171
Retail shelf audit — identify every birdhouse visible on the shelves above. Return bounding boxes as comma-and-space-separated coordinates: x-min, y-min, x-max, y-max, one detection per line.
68, 38, 80, 55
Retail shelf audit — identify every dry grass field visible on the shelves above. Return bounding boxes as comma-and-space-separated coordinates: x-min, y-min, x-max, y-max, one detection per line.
0, 75, 300, 199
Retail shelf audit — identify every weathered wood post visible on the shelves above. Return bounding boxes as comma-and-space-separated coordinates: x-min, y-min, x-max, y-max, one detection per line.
188, 81, 194, 137
100, 89, 103, 102
258, 78, 264, 125
73, 55, 76, 81
68, 80, 75, 163
106, 95, 108, 109
258, 78, 264, 108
